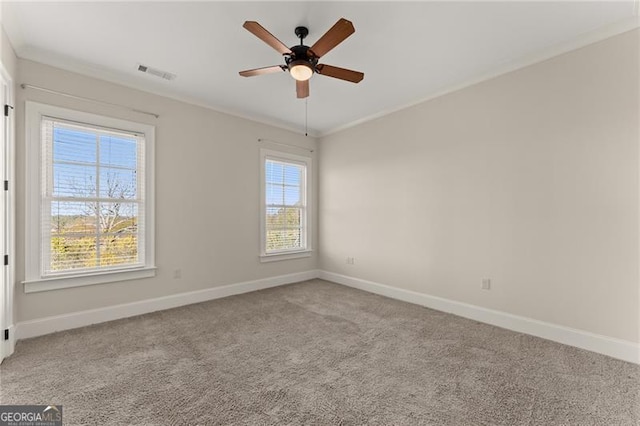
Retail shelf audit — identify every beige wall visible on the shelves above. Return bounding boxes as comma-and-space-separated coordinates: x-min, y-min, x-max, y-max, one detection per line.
15, 60, 318, 322
319, 30, 640, 343
1, 25, 17, 79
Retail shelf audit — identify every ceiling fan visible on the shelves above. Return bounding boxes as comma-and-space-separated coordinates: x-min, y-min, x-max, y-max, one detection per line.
239, 18, 364, 99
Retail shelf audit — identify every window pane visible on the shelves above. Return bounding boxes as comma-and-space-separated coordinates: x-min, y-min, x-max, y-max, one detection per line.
266, 209, 301, 227
50, 235, 97, 271
100, 134, 137, 169
266, 230, 284, 251
266, 183, 284, 205
265, 160, 302, 206
51, 201, 97, 235
286, 229, 302, 249
53, 163, 96, 198
285, 208, 301, 227
284, 186, 301, 206
267, 229, 302, 251
53, 126, 96, 163
99, 202, 138, 234
99, 167, 137, 199
283, 164, 302, 186
266, 161, 284, 184
266, 207, 285, 227
100, 234, 138, 267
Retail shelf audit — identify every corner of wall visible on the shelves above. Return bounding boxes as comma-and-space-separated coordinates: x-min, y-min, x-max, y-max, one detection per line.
1, 24, 18, 80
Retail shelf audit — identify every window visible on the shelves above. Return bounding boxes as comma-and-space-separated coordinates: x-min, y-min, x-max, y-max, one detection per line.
260, 149, 311, 262
25, 102, 155, 292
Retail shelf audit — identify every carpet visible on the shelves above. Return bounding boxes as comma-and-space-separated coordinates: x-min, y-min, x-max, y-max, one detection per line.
1, 279, 638, 425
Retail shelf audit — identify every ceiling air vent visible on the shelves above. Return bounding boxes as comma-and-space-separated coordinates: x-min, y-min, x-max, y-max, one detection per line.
137, 64, 176, 81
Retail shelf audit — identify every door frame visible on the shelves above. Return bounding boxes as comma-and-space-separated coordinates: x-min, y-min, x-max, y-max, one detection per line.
0, 64, 15, 363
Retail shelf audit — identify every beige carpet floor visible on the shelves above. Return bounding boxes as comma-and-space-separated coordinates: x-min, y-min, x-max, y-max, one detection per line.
1, 279, 638, 425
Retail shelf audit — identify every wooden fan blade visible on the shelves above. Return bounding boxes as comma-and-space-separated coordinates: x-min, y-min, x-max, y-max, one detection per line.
309, 18, 355, 58
316, 64, 364, 83
239, 65, 285, 77
296, 80, 309, 98
243, 21, 292, 55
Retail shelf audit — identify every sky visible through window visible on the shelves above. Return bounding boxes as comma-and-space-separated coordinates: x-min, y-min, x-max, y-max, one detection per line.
52, 125, 138, 216
265, 160, 302, 207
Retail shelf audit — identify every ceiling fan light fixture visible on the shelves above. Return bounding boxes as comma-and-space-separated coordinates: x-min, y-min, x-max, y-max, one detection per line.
289, 60, 313, 81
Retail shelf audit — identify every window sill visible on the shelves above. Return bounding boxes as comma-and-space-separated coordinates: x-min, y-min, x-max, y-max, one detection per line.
259, 250, 312, 263
23, 266, 157, 293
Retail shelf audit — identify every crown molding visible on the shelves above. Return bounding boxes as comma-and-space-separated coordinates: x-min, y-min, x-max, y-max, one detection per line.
16, 47, 320, 138
320, 16, 640, 138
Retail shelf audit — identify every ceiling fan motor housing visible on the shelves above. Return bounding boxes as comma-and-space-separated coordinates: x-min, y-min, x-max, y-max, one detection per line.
286, 45, 318, 72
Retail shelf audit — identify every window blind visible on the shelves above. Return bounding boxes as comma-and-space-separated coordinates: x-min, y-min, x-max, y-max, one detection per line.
41, 117, 145, 275
264, 158, 306, 253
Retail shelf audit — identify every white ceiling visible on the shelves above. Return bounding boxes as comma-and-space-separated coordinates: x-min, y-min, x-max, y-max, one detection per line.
2, 1, 638, 135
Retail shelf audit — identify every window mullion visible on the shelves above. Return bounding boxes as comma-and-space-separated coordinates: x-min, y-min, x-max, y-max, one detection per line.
280, 166, 285, 237
95, 133, 101, 267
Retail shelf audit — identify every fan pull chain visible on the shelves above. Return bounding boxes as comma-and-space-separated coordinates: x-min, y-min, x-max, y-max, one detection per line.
305, 98, 308, 137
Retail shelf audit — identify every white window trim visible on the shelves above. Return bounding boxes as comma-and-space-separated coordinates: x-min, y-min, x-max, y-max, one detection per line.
259, 148, 312, 263
24, 101, 155, 293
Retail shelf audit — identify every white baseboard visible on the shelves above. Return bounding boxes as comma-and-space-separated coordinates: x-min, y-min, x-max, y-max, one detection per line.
15, 269, 638, 364
16, 270, 320, 341
319, 270, 640, 364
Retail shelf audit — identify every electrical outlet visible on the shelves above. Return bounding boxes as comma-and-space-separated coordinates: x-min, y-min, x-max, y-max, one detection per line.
481, 278, 491, 290
173, 269, 182, 279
